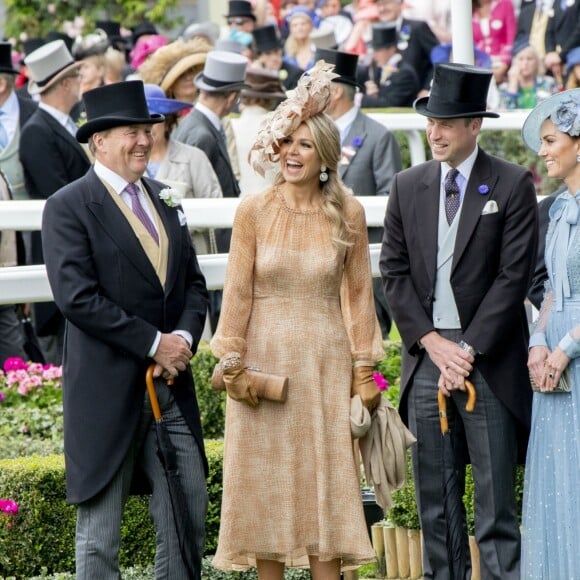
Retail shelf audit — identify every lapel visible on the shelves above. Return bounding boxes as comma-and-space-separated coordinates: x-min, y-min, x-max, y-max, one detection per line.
340, 111, 367, 179
414, 161, 441, 289
452, 149, 499, 272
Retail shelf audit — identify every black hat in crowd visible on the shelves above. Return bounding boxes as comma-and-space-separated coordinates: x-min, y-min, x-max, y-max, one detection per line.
226, 0, 256, 20
131, 20, 158, 46
0, 42, 18, 74
96, 20, 129, 48
76, 80, 164, 143
21, 37, 45, 63
414, 63, 500, 119
371, 23, 398, 50
45, 31, 75, 53
252, 25, 282, 53
315, 47, 361, 89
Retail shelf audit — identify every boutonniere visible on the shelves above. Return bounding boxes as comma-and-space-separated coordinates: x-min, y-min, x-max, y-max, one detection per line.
400, 25, 411, 42
159, 187, 183, 207
478, 184, 490, 195
351, 136, 364, 148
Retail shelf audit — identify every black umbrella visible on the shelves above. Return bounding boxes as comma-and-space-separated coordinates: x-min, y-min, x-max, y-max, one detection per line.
437, 380, 477, 580
17, 308, 46, 364
146, 364, 200, 580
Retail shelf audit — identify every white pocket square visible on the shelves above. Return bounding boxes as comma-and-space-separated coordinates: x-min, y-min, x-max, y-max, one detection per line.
177, 209, 188, 226
481, 200, 498, 215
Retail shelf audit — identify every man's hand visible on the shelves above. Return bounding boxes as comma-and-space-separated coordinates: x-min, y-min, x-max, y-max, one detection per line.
420, 331, 474, 396
528, 345, 549, 389
152, 333, 192, 379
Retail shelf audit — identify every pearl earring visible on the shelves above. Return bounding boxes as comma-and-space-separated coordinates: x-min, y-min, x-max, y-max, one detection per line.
577, 154, 580, 163
320, 165, 328, 182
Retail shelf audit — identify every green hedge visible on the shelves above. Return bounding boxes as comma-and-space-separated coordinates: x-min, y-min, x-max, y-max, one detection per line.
0, 441, 224, 578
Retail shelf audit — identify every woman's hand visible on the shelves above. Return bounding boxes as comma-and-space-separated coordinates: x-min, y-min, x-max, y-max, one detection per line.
351, 366, 381, 411
528, 345, 549, 389
223, 366, 260, 407
541, 347, 570, 392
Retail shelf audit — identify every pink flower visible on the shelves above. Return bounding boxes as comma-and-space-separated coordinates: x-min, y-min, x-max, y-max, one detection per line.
27, 363, 44, 374
372, 372, 389, 392
0, 392, 5, 402
0, 499, 18, 515
42, 366, 62, 381
3, 357, 27, 372
17, 382, 31, 396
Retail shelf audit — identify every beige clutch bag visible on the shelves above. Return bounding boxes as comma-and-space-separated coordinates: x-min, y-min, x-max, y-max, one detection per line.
529, 368, 571, 393
211, 364, 289, 403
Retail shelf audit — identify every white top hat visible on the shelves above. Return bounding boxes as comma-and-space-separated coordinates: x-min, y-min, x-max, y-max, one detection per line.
24, 40, 81, 95
194, 50, 249, 92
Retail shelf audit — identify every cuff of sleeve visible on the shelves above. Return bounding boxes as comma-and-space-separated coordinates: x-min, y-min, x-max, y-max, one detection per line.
557, 332, 580, 359
353, 360, 376, 368
173, 330, 192, 348
148, 331, 162, 358
529, 332, 548, 349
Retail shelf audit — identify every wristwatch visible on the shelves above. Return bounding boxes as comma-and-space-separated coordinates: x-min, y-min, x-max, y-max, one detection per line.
459, 340, 477, 357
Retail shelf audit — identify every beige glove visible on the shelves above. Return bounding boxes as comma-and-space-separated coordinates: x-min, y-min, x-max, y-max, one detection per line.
352, 366, 381, 411
221, 355, 259, 408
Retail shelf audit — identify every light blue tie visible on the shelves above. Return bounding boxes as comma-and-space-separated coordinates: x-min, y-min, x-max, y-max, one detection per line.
0, 111, 9, 149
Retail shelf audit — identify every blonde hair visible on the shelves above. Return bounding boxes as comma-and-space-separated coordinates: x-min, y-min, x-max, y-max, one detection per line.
283, 13, 313, 57
275, 113, 355, 248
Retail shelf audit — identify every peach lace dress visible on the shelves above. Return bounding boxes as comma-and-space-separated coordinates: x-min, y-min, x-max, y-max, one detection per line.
210, 187, 384, 570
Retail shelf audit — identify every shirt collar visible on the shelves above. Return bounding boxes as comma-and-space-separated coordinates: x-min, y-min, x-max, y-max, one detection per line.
194, 102, 222, 133
334, 105, 358, 144
39, 102, 74, 131
441, 145, 479, 189
94, 159, 143, 195
0, 91, 19, 118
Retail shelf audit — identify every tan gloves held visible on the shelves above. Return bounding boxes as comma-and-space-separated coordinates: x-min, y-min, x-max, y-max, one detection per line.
220, 353, 259, 408
352, 365, 381, 411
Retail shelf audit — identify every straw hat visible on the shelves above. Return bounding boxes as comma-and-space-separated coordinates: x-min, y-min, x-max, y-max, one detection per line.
25, 39, 81, 95
137, 38, 212, 96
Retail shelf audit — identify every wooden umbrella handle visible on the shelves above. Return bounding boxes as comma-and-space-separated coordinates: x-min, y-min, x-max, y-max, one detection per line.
146, 364, 162, 421
438, 379, 477, 434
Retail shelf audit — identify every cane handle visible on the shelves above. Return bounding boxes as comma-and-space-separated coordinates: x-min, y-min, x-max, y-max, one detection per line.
146, 364, 162, 421
438, 379, 477, 434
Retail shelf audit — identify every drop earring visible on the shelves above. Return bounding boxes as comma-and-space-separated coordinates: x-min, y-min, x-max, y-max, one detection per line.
577, 154, 580, 163
320, 165, 328, 182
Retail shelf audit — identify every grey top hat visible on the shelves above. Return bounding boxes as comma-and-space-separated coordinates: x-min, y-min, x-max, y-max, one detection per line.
25, 39, 81, 95
194, 50, 249, 92
522, 88, 580, 153
183, 21, 220, 44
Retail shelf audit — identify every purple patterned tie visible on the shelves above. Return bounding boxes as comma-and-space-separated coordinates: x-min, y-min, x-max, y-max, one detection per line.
125, 182, 159, 245
444, 168, 460, 225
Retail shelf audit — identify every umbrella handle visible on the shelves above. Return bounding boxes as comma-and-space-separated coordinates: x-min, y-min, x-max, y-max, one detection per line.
438, 379, 477, 434
146, 364, 174, 421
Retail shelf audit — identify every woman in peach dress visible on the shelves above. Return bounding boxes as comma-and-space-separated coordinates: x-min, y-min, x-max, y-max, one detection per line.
210, 62, 384, 579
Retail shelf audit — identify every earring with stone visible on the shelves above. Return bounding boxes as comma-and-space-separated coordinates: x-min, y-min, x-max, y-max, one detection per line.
320, 165, 329, 182
577, 154, 580, 163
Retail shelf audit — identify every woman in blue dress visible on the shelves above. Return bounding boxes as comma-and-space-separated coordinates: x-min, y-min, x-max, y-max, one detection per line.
521, 88, 580, 578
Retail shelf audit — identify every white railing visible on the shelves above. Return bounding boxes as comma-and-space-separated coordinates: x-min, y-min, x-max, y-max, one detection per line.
0, 110, 533, 304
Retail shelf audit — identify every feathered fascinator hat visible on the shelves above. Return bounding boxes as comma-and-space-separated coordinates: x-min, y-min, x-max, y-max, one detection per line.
522, 88, 580, 153
249, 60, 338, 176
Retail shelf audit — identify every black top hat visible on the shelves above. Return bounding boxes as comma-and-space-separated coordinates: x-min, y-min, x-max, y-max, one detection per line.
414, 63, 499, 119
371, 23, 397, 50
46, 32, 75, 54
76, 80, 164, 143
253, 25, 282, 53
226, 0, 256, 20
131, 20, 158, 46
96, 20, 128, 47
21, 38, 45, 59
315, 48, 361, 88
0, 43, 18, 74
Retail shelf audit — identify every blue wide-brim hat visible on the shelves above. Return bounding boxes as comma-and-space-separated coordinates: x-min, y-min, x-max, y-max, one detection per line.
522, 88, 580, 153
77, 80, 164, 143
143, 83, 191, 115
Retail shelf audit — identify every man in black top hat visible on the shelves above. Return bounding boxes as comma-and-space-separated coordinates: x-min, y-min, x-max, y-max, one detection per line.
252, 24, 303, 90
0, 41, 37, 366
319, 47, 401, 337
380, 63, 537, 579
357, 23, 420, 108
41, 79, 209, 580
225, 0, 256, 33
